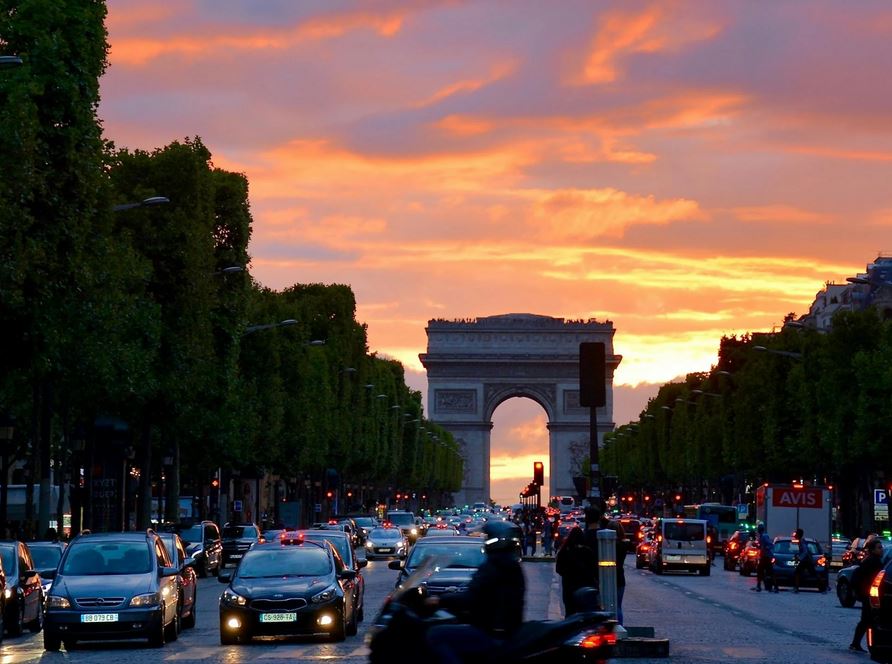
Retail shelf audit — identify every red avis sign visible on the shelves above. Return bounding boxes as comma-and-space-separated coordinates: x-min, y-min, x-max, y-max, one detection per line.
772, 487, 823, 509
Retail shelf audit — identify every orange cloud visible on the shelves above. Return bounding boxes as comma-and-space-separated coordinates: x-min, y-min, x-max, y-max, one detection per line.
732, 205, 833, 224
573, 4, 723, 85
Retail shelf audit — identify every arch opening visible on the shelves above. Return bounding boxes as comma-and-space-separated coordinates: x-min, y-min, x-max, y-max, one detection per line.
490, 397, 550, 508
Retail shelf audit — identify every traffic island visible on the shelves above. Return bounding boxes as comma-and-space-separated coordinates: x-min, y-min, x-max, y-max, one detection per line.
613, 627, 670, 658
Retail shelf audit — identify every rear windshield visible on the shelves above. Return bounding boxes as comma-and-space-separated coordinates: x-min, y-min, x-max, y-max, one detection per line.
29, 545, 62, 570
223, 526, 257, 539
664, 523, 705, 541
62, 542, 152, 575
178, 526, 203, 543
353, 517, 377, 527
237, 548, 331, 578
774, 540, 821, 555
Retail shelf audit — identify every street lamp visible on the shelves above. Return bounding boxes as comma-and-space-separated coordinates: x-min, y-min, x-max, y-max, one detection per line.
243, 319, 298, 335
112, 196, 170, 212
0, 56, 23, 68
214, 265, 245, 275
752, 345, 802, 360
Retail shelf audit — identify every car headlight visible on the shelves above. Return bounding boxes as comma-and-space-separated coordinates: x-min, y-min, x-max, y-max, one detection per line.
311, 586, 337, 603
365, 541, 373, 548
130, 592, 160, 607
46, 595, 71, 609
410, 528, 417, 535
222, 589, 248, 607
3, 588, 12, 599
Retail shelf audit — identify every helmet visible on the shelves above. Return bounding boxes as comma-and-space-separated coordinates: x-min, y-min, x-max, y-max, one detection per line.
482, 521, 523, 555
757, 523, 765, 534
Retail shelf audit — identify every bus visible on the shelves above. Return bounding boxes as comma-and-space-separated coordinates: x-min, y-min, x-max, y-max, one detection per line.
684, 503, 739, 548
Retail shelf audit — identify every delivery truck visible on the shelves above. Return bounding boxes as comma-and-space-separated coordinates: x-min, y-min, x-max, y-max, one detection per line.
755, 484, 831, 553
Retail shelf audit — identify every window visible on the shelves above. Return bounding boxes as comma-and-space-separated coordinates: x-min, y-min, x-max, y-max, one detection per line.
205, 524, 219, 540
663, 523, 705, 542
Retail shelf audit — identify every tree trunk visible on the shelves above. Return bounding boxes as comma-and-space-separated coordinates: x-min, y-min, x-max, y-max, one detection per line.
38, 379, 53, 537
165, 440, 180, 523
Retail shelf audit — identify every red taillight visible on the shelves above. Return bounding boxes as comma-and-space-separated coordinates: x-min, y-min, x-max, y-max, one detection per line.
729, 542, 738, 550
816, 556, 827, 567
747, 550, 758, 558
640, 544, 650, 552
579, 631, 617, 649
870, 570, 885, 609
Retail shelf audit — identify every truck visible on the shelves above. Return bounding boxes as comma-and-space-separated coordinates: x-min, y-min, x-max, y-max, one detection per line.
755, 484, 831, 554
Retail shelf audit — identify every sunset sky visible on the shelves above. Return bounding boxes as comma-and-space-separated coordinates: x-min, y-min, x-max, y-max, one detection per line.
100, 1, 892, 504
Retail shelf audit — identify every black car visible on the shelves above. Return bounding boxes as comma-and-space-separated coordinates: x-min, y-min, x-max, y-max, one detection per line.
221, 523, 264, 568
217, 538, 359, 643
350, 516, 378, 544
868, 557, 892, 662
0, 540, 44, 637
158, 533, 198, 630
836, 542, 892, 607
43, 530, 182, 650
767, 537, 829, 592
389, 536, 485, 594
295, 530, 367, 624
169, 521, 222, 578
27, 541, 66, 597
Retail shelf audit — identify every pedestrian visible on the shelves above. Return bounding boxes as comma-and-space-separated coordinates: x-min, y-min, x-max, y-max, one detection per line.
707, 524, 718, 565
542, 518, 554, 557
555, 527, 598, 616
793, 527, 817, 593
527, 522, 538, 557
752, 524, 777, 592
850, 538, 885, 651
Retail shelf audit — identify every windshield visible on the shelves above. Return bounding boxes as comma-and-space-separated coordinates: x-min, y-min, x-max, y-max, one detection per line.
304, 533, 350, 562
370, 528, 400, 539
29, 546, 62, 570
62, 542, 152, 575
388, 513, 414, 526
0, 547, 14, 575
664, 523, 705, 541
353, 517, 377, 527
223, 526, 257, 539
406, 543, 485, 570
237, 547, 331, 578
178, 526, 203, 542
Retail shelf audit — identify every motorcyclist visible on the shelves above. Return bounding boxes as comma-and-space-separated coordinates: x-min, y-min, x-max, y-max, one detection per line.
425, 520, 526, 664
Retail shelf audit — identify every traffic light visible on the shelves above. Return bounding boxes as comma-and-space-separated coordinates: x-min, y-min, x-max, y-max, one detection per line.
211, 477, 220, 489
326, 490, 334, 499
533, 461, 544, 487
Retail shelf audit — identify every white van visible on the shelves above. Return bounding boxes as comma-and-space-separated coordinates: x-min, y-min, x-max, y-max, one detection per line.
649, 518, 710, 576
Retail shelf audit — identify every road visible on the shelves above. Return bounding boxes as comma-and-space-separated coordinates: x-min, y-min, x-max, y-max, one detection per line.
0, 554, 866, 663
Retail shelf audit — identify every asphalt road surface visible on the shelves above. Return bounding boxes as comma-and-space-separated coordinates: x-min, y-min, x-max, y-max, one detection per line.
0, 554, 867, 663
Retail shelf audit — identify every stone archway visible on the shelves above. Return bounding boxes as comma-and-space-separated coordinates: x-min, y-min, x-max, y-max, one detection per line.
419, 314, 621, 506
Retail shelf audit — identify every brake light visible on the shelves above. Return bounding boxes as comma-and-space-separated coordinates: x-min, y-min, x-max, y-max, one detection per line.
747, 549, 758, 558
816, 556, 826, 567
706, 535, 711, 544
870, 570, 885, 609
729, 542, 738, 550
579, 631, 617, 649
640, 544, 650, 552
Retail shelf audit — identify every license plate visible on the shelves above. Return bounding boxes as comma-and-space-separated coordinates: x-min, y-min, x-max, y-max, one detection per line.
81, 613, 118, 623
786, 560, 797, 566
665, 555, 681, 561
260, 612, 297, 623
230, 554, 243, 559
379, 548, 393, 553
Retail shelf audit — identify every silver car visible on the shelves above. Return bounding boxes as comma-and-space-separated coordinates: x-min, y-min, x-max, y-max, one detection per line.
363, 527, 407, 559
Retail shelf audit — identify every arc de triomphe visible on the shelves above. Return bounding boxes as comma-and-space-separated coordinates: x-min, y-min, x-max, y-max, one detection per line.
419, 314, 621, 506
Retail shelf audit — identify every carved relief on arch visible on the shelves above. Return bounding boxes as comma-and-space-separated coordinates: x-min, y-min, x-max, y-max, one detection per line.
483, 383, 556, 420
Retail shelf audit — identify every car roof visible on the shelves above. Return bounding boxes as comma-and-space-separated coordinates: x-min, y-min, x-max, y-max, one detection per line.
413, 536, 481, 546
300, 529, 348, 540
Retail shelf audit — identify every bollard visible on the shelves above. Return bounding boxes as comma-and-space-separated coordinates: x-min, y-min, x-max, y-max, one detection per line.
596, 528, 617, 617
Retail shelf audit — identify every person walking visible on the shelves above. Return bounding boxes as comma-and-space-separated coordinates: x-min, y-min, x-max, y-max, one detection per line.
752, 524, 777, 592
850, 538, 885, 651
793, 527, 816, 593
555, 527, 598, 616
542, 518, 554, 557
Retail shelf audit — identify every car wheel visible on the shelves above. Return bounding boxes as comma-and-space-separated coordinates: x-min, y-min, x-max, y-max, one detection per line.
165, 611, 180, 642
43, 632, 60, 651
63, 639, 77, 650
700, 565, 710, 576
346, 605, 358, 636
148, 616, 166, 648
182, 591, 197, 629
7, 602, 24, 637
654, 564, 663, 575
837, 579, 854, 607
636, 558, 644, 569
330, 610, 347, 642
28, 602, 43, 633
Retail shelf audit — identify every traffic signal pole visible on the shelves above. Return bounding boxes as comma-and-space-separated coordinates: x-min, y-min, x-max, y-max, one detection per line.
579, 342, 606, 508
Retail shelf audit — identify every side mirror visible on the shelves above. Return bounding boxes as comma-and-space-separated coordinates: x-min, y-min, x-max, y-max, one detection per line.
357, 558, 368, 569
23, 569, 39, 580
339, 569, 357, 581
159, 566, 180, 578
388, 560, 403, 570
39, 568, 57, 580
183, 558, 197, 569
218, 569, 232, 583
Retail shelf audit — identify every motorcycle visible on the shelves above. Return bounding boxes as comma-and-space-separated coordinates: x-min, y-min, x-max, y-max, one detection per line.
367, 558, 616, 663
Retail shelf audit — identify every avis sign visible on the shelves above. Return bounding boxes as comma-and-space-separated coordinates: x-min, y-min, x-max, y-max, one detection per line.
771, 487, 823, 509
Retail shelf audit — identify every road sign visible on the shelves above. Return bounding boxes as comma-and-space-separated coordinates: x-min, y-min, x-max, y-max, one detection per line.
232, 499, 243, 512
737, 503, 748, 518
314, 503, 322, 513
875, 489, 888, 505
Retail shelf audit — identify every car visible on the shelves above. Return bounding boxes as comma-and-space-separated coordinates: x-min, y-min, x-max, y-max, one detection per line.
836, 542, 892, 607
616, 517, 642, 554
868, 556, 892, 662
648, 518, 710, 576
635, 532, 654, 569
389, 536, 486, 593
43, 530, 182, 650
386, 511, 420, 544
723, 529, 755, 571
314, 521, 360, 548
737, 540, 761, 576
425, 524, 459, 536
221, 523, 264, 567
842, 537, 873, 569
293, 530, 367, 625
350, 516, 378, 544
217, 538, 359, 643
158, 532, 198, 630
168, 520, 222, 578
0, 540, 44, 637
363, 527, 408, 559
26, 540, 66, 598
831, 536, 851, 569
767, 536, 829, 592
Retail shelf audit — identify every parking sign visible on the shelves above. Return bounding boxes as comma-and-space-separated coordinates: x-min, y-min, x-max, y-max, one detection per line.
875, 489, 888, 505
